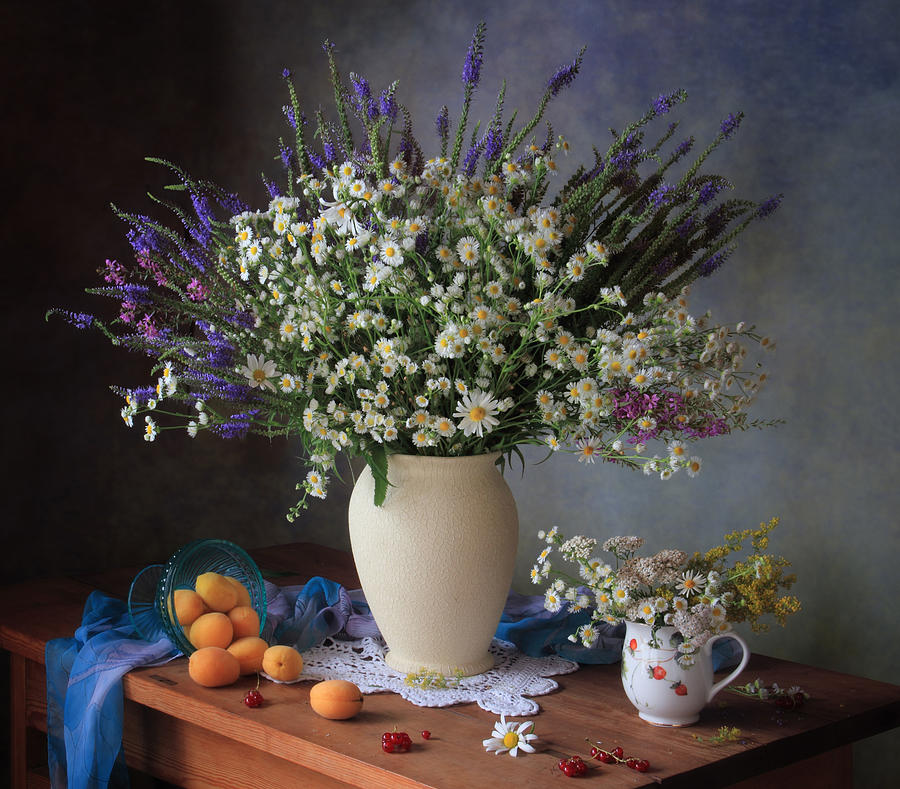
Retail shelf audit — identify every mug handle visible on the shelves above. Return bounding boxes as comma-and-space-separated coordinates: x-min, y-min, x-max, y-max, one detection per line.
705, 633, 750, 703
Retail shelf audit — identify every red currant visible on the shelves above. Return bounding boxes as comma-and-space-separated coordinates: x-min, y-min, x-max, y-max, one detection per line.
612, 746, 624, 760
626, 758, 638, 769
243, 689, 264, 708
383, 730, 411, 753
421, 730, 431, 740
635, 759, 650, 772
589, 746, 599, 758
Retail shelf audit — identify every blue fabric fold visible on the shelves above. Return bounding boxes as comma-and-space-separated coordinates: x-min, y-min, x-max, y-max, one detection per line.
46, 592, 177, 789
46, 576, 740, 788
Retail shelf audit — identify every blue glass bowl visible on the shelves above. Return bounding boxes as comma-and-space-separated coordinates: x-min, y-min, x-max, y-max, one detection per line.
129, 539, 267, 654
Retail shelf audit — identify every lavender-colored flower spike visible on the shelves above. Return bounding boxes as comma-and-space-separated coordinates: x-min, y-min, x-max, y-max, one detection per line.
648, 183, 675, 208
379, 88, 398, 122
547, 46, 586, 97
720, 112, 743, 139
435, 105, 449, 141
756, 193, 783, 219
283, 104, 297, 129
282, 68, 292, 79
484, 125, 503, 161
462, 22, 486, 89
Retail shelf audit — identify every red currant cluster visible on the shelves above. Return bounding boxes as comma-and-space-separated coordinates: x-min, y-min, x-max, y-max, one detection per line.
382, 730, 412, 753
243, 689, 264, 708
557, 755, 588, 777
589, 744, 650, 772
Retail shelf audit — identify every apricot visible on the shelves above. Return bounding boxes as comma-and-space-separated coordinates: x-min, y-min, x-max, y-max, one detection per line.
195, 572, 238, 612
262, 645, 304, 682
309, 679, 364, 720
188, 646, 240, 687
225, 575, 252, 608
227, 636, 269, 675
189, 612, 234, 650
227, 606, 261, 640
173, 589, 207, 626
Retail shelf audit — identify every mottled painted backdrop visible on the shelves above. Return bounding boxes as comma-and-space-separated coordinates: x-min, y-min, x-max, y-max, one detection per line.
3, 1, 898, 784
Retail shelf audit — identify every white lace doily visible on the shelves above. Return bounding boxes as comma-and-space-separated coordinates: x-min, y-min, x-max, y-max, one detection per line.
289, 635, 578, 716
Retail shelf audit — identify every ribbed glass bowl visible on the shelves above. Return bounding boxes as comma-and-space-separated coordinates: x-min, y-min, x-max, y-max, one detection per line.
129, 538, 267, 654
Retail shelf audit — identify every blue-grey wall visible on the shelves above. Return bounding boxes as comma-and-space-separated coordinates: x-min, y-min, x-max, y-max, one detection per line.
5, 1, 897, 785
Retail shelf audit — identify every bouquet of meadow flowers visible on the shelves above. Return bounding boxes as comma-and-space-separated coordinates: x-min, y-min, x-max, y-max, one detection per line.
534, 517, 800, 654
52, 24, 781, 519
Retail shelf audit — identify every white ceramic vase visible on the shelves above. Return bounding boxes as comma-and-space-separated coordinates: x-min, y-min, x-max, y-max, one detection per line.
620, 620, 750, 726
347, 452, 518, 676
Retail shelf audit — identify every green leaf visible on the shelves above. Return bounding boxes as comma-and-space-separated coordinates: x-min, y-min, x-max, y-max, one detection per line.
363, 445, 391, 507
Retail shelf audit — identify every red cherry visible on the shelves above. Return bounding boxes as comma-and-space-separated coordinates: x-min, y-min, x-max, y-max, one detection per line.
243, 689, 264, 708
675, 683, 688, 696
421, 730, 431, 740
652, 665, 667, 680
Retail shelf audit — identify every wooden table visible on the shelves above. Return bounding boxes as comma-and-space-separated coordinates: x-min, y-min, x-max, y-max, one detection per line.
2, 542, 899, 788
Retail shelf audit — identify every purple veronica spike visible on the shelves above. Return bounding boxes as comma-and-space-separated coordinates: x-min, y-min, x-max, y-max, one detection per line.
435, 106, 449, 142
699, 249, 731, 276
676, 216, 695, 238
264, 177, 281, 198
720, 112, 742, 139
283, 104, 297, 129
648, 183, 675, 208
379, 89, 398, 122
279, 142, 293, 170
654, 94, 672, 115
322, 140, 336, 163
674, 137, 694, 158
58, 310, 94, 329
462, 34, 484, 89
214, 410, 260, 439
547, 50, 583, 97
282, 68, 292, 79
484, 126, 503, 161
757, 194, 783, 219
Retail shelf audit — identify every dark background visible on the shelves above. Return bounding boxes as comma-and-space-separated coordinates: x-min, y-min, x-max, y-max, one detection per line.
2, 1, 898, 786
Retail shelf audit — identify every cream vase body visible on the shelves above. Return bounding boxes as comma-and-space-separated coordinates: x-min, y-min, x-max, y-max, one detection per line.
621, 621, 750, 726
348, 453, 518, 676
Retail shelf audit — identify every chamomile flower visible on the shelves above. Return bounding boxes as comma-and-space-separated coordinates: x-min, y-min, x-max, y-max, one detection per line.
482, 716, 538, 757
240, 354, 278, 391
576, 436, 602, 464
143, 416, 158, 442
676, 570, 706, 597
453, 389, 500, 437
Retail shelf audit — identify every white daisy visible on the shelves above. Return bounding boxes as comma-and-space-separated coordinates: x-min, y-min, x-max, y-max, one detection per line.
482, 715, 538, 757
576, 436, 602, 464
143, 416, 158, 442
240, 353, 277, 391
453, 389, 500, 437
676, 570, 707, 597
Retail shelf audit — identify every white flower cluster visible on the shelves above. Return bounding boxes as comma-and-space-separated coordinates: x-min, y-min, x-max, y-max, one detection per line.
535, 528, 736, 653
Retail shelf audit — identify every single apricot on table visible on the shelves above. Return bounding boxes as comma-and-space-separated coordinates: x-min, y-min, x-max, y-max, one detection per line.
188, 646, 241, 688
227, 636, 269, 675
195, 572, 238, 612
173, 589, 207, 626
309, 679, 364, 720
189, 612, 234, 650
227, 605, 261, 640
262, 645, 304, 682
